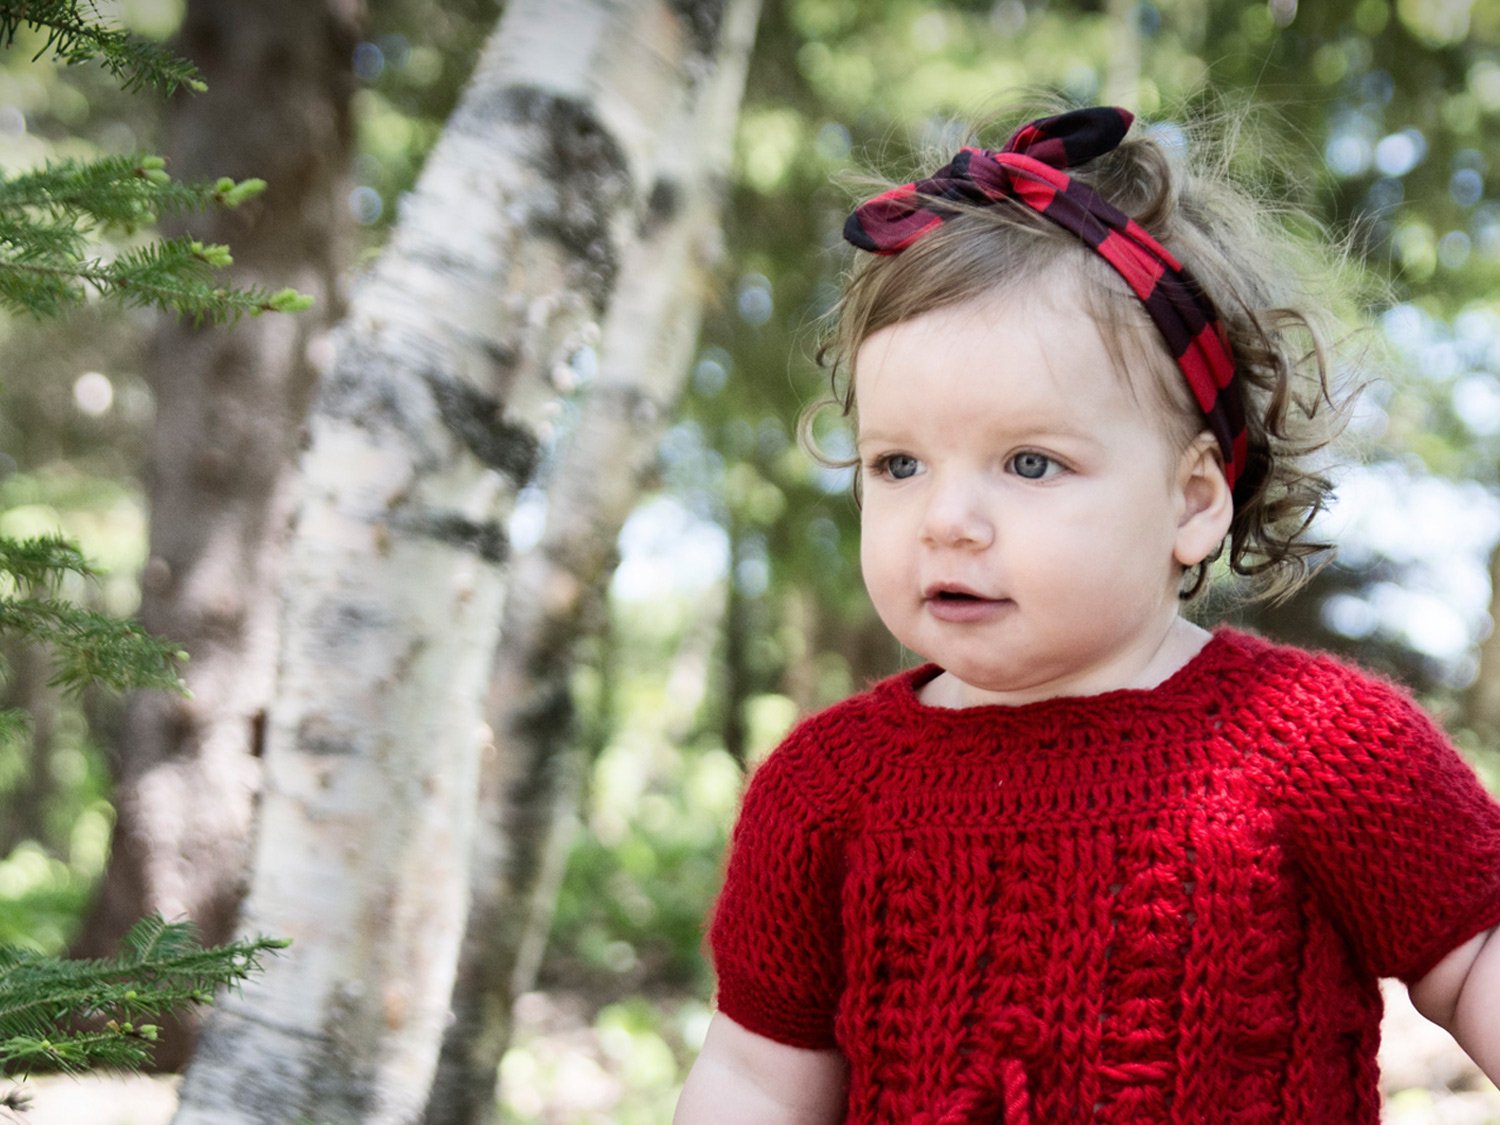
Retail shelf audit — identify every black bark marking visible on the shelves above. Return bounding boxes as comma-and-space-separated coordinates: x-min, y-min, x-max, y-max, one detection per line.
317, 341, 417, 431
642, 176, 684, 237
421, 367, 541, 485
475, 85, 635, 307
669, 0, 729, 58
392, 510, 510, 565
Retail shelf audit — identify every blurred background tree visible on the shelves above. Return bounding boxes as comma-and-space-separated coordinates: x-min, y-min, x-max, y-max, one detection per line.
4, 0, 1500, 1120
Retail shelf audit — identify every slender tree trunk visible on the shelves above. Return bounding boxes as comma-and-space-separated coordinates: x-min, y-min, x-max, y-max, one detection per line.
422, 2, 760, 1117
73, 0, 358, 1022
722, 510, 754, 766
1103, 0, 1141, 108
1467, 539, 1500, 734
0, 640, 59, 857
172, 2, 719, 1120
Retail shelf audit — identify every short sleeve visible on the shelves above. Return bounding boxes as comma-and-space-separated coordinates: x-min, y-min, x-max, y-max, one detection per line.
708, 735, 845, 1049
1274, 666, 1500, 983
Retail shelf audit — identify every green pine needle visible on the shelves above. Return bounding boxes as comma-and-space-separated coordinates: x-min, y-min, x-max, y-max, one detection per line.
0, 2, 205, 95
0, 536, 94, 591
0, 915, 288, 1077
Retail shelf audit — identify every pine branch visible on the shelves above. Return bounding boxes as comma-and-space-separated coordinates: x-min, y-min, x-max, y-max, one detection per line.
0, 155, 261, 231
0, 155, 308, 322
0, 915, 288, 1076
0, 536, 94, 592
1, 237, 311, 324
0, 1, 204, 95
0, 708, 28, 752
0, 596, 186, 694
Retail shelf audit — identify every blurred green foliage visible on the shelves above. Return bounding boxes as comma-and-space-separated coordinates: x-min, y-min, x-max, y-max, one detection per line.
6, 0, 1500, 1117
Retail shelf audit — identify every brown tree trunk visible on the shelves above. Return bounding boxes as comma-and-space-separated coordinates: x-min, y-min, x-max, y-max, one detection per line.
0, 640, 59, 858
71, 0, 359, 1069
1467, 539, 1500, 735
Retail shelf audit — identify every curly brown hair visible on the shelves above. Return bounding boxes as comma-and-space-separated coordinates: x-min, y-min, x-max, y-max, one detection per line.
811, 102, 1358, 604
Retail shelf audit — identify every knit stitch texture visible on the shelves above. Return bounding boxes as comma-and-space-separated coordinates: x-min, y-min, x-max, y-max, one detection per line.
708, 629, 1500, 1123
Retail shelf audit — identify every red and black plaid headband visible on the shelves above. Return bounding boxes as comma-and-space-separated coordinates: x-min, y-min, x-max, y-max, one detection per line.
844, 106, 1249, 500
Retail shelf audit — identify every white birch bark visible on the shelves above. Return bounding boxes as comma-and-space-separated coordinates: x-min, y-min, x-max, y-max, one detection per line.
423, 0, 761, 1117
172, 1, 706, 1121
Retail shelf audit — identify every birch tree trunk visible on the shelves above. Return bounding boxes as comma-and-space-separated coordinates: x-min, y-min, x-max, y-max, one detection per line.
422, 0, 761, 1117
172, 2, 720, 1121
73, 0, 358, 1023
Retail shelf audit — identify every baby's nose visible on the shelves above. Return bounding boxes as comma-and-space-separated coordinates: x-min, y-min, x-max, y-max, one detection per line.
921, 485, 995, 548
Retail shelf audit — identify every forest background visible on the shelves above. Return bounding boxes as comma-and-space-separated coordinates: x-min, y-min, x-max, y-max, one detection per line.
5, 0, 1500, 1120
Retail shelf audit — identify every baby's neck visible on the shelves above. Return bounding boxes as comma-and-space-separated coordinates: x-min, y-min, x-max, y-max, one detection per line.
918, 617, 1213, 709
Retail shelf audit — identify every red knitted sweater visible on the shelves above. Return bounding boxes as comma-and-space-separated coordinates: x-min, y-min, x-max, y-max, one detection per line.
708, 629, 1500, 1123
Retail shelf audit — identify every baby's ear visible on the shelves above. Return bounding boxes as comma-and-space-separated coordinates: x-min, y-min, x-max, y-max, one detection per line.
1173, 433, 1234, 568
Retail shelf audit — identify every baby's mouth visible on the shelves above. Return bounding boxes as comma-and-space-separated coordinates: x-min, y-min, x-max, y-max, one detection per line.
924, 588, 1011, 623
924, 583, 991, 602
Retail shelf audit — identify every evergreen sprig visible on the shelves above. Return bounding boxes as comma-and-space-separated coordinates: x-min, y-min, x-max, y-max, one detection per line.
0, 597, 186, 695
0, 915, 288, 1076
0, 1, 204, 95
0, 535, 186, 695
0, 155, 310, 324
0, 154, 258, 231
0, 536, 92, 592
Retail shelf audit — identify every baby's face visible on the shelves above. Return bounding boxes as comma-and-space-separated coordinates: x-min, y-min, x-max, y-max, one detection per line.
853, 286, 1209, 707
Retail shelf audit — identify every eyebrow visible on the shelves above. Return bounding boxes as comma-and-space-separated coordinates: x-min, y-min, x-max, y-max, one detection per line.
857, 416, 1103, 447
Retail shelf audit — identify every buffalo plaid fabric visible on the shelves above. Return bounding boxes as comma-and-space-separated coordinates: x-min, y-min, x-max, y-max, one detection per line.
844, 107, 1249, 500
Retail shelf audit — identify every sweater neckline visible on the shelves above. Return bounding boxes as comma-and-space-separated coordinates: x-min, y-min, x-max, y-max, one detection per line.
877, 626, 1255, 745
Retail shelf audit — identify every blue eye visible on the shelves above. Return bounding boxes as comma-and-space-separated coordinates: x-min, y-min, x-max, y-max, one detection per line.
875, 454, 920, 480
1010, 451, 1057, 480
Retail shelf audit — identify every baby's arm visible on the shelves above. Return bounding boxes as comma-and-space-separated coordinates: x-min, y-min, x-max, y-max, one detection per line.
674, 1013, 848, 1124
1409, 925, 1500, 1081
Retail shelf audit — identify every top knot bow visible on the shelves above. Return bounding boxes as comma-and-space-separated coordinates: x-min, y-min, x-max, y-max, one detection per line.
844, 107, 1133, 253
842, 106, 1249, 502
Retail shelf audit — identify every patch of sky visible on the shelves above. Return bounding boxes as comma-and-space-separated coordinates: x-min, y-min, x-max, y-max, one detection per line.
1326, 131, 1372, 178
1326, 110, 1379, 178
1451, 167, 1485, 208
1452, 373, 1500, 436
1380, 302, 1436, 358
815, 121, 852, 162
612, 495, 731, 602
736, 273, 774, 328
348, 185, 383, 225
1146, 121, 1187, 156
1373, 128, 1426, 177
693, 347, 732, 397
508, 484, 548, 555
1474, 206, 1500, 259
1317, 461, 1500, 670
1455, 306, 1500, 359
1438, 230, 1472, 271
736, 551, 771, 598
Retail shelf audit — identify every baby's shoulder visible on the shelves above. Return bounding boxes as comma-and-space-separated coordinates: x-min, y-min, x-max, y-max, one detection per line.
746, 671, 912, 811
1214, 628, 1442, 752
